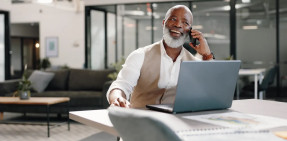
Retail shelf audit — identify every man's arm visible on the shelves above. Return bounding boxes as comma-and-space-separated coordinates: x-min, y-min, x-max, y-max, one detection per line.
106, 48, 145, 108
109, 88, 130, 108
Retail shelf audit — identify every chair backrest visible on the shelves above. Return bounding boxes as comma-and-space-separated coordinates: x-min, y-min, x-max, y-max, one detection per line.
108, 107, 181, 141
260, 66, 278, 90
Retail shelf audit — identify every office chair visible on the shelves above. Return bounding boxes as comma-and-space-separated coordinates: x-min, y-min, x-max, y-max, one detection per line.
108, 107, 181, 141
242, 65, 278, 97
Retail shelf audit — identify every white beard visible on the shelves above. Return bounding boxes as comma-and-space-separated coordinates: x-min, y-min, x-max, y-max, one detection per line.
162, 27, 188, 48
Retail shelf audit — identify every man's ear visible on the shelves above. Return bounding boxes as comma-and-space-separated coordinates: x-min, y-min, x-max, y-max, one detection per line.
162, 20, 165, 26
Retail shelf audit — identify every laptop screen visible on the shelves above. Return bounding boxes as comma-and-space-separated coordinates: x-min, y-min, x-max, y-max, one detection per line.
172, 60, 241, 113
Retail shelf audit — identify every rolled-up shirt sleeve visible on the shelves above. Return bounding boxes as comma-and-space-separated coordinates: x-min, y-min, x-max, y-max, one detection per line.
106, 48, 145, 103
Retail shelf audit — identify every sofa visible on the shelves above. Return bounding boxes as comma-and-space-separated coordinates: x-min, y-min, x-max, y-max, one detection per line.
0, 68, 114, 114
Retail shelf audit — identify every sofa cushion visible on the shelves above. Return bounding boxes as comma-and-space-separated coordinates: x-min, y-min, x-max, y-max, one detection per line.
0, 79, 20, 96
28, 71, 55, 93
46, 69, 70, 91
68, 69, 114, 91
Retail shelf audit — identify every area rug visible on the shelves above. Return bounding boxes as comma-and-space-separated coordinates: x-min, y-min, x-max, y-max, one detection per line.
0, 112, 116, 141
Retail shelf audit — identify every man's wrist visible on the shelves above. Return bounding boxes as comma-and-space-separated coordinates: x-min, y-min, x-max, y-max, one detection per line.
202, 52, 215, 60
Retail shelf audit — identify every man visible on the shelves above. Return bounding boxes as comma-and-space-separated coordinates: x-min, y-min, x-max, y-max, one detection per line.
107, 5, 214, 108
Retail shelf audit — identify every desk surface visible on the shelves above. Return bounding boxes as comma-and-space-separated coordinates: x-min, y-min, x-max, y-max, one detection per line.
70, 99, 287, 137
239, 68, 265, 75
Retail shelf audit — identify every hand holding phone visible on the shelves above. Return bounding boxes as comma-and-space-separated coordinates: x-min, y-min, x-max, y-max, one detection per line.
189, 27, 197, 47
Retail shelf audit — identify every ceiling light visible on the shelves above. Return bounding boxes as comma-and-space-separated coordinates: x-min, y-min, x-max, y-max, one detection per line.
145, 26, 158, 31
242, 0, 251, 3
126, 23, 135, 28
223, 5, 240, 11
243, 25, 258, 30
152, 3, 157, 8
192, 25, 203, 30
37, 0, 53, 4
125, 10, 145, 16
193, 5, 197, 9
223, 6, 230, 11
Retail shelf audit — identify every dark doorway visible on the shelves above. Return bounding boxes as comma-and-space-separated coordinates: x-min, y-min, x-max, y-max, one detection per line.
10, 23, 39, 79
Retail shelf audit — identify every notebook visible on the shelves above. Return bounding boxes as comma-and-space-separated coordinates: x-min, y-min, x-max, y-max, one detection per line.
146, 60, 241, 114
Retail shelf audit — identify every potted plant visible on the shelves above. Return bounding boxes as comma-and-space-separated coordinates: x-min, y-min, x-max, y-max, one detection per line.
107, 57, 125, 80
41, 58, 51, 70
14, 65, 31, 100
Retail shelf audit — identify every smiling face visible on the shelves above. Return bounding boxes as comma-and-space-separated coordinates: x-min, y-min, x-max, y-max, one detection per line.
163, 5, 193, 48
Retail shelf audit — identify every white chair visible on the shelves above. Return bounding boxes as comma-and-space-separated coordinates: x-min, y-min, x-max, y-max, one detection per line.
108, 107, 181, 141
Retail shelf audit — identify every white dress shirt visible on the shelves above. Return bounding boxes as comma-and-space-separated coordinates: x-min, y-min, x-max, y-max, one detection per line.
107, 40, 200, 102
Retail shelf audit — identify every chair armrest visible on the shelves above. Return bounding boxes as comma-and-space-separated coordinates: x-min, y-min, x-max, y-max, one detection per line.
0, 79, 20, 96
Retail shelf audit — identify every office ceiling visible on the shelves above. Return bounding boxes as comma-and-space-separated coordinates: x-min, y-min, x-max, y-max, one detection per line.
12, 0, 74, 3
94, 0, 287, 20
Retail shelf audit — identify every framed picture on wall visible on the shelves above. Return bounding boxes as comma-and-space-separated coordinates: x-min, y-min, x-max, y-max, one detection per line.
46, 37, 58, 57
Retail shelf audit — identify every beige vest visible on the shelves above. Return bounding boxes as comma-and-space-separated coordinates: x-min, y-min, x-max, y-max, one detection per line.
130, 41, 198, 108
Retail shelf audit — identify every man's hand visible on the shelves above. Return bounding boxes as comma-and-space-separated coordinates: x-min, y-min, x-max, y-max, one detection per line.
110, 96, 130, 108
109, 89, 130, 108
189, 29, 211, 57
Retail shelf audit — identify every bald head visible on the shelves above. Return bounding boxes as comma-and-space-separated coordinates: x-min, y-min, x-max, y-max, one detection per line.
164, 5, 193, 24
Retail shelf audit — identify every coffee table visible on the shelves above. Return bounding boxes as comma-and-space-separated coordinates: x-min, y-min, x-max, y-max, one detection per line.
0, 97, 70, 137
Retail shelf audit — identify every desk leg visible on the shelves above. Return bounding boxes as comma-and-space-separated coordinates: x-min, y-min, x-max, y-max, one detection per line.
259, 73, 264, 99
0, 112, 3, 120
255, 75, 258, 99
46, 105, 50, 137
67, 101, 70, 131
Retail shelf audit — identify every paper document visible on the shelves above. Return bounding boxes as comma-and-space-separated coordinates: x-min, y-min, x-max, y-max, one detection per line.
180, 132, 286, 141
182, 112, 287, 130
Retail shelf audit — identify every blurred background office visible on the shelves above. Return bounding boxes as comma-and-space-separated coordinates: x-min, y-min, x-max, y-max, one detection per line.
0, 0, 286, 98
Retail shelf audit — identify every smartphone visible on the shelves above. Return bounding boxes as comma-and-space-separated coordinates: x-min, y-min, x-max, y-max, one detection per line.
189, 27, 197, 47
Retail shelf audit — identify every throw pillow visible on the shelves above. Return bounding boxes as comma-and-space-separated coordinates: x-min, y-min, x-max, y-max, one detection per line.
28, 70, 55, 93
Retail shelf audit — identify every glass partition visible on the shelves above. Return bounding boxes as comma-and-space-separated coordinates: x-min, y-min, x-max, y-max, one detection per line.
236, 0, 276, 69
192, 1, 230, 59
0, 14, 4, 81
123, 17, 136, 58
88, 1, 231, 67
90, 10, 105, 69
117, 4, 152, 57
107, 13, 116, 67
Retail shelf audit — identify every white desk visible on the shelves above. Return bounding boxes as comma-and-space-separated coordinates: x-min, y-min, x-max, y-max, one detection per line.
238, 69, 266, 99
70, 100, 287, 138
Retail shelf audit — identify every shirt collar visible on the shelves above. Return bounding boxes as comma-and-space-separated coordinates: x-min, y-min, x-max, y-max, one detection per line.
160, 39, 185, 62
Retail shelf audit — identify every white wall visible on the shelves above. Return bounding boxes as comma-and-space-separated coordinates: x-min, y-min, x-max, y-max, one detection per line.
0, 1, 85, 68
0, 0, 11, 10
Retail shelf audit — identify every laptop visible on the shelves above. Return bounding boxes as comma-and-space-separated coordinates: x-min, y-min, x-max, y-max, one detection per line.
146, 60, 241, 114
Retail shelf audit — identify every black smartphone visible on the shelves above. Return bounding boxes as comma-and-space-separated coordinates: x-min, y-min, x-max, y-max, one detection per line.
189, 27, 197, 47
